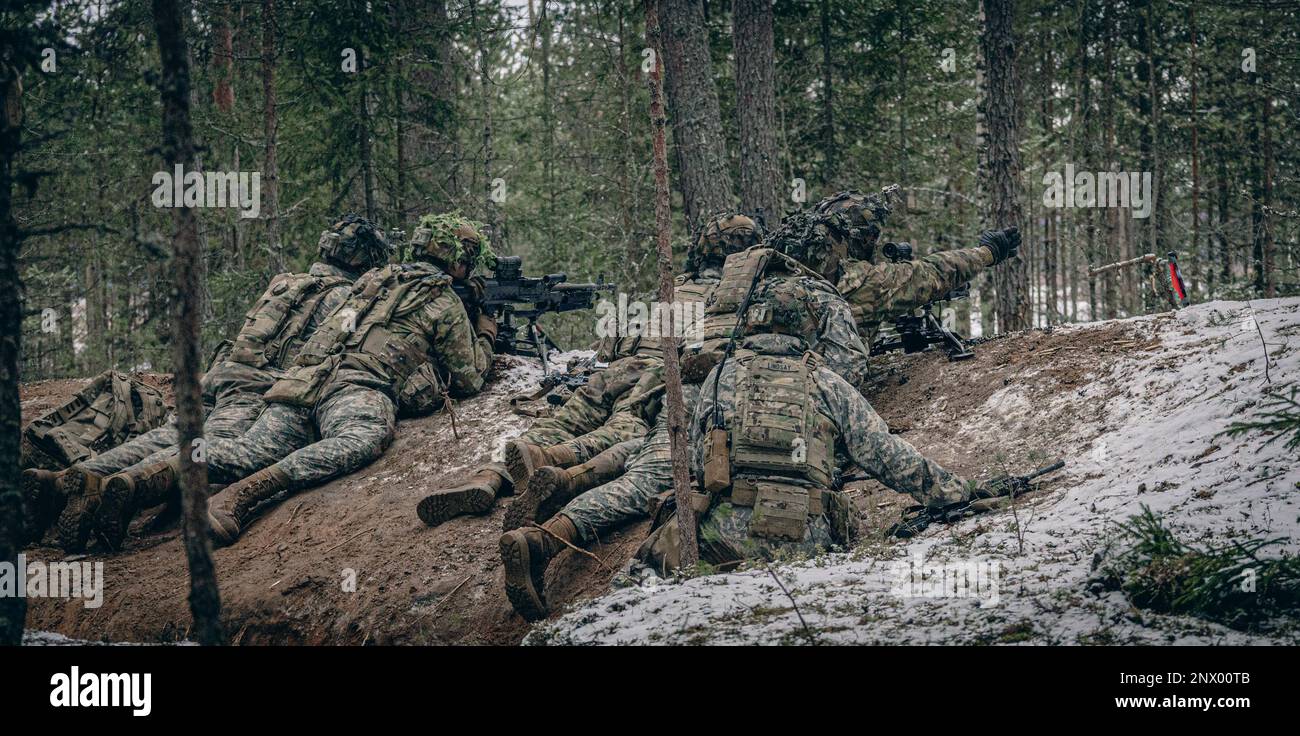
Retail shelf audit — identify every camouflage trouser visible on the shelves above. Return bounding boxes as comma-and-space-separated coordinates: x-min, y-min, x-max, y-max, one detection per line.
522, 354, 662, 463
561, 383, 695, 544
81, 394, 266, 478
206, 385, 396, 490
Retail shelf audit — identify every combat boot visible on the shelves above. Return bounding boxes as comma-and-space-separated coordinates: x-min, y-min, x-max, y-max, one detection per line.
499, 514, 578, 622
53, 467, 110, 553
21, 468, 69, 545
64, 456, 178, 552
207, 465, 291, 547
504, 439, 578, 495
502, 442, 631, 532
94, 459, 183, 552
417, 464, 512, 528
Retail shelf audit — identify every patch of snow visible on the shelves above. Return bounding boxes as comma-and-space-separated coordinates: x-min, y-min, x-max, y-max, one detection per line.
530, 300, 1300, 645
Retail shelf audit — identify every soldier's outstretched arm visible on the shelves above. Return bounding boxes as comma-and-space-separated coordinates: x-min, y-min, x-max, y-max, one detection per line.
426, 291, 491, 396
838, 246, 992, 323
815, 367, 970, 507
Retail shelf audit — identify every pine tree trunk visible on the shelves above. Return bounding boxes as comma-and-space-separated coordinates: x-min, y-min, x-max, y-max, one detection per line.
1189, 4, 1200, 296
471, 0, 501, 251
647, 0, 698, 570
359, 65, 377, 222
733, 0, 782, 223
151, 0, 224, 646
659, 0, 734, 233
262, 0, 282, 270
819, 0, 835, 185
0, 61, 27, 646
979, 0, 1027, 332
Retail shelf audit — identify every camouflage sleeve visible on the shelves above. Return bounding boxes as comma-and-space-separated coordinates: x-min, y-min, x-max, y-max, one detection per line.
425, 289, 490, 397
814, 367, 969, 507
838, 246, 993, 324
805, 282, 871, 392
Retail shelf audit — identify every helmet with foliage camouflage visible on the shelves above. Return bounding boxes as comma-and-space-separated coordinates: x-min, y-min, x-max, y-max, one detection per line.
740, 276, 822, 346
811, 187, 896, 261
766, 211, 847, 283
318, 214, 393, 273
410, 212, 496, 273
688, 212, 762, 272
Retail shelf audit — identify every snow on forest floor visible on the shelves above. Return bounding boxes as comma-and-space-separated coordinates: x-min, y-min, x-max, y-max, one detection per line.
529, 299, 1300, 645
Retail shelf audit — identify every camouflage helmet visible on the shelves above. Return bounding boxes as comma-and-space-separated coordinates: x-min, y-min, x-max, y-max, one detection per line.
740, 276, 822, 346
812, 187, 895, 261
318, 214, 393, 272
410, 212, 496, 273
688, 212, 762, 272
767, 211, 847, 283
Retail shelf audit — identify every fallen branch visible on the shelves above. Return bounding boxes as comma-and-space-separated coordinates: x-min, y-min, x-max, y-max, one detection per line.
1247, 301, 1272, 385
324, 527, 376, 554
765, 564, 818, 646
531, 523, 611, 571
426, 575, 472, 619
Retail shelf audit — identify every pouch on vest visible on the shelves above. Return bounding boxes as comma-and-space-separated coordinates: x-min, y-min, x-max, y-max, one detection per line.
702, 426, 730, 494
396, 362, 447, 417
263, 359, 336, 408
749, 482, 812, 542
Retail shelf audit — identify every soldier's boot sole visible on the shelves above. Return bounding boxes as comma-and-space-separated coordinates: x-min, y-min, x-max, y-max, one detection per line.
502, 466, 573, 533
417, 484, 495, 528
504, 440, 540, 496
54, 468, 102, 553
499, 530, 548, 622
21, 469, 67, 544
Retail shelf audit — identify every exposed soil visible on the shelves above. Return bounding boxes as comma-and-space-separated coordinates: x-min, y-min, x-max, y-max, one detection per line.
21, 318, 1161, 645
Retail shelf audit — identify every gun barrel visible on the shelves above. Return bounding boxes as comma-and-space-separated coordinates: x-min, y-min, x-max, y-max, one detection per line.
1026, 460, 1065, 479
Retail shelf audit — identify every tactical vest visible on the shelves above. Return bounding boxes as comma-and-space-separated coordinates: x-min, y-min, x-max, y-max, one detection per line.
22, 371, 168, 469
294, 263, 453, 389
718, 349, 837, 541
228, 271, 351, 369
703, 247, 820, 343
605, 274, 715, 360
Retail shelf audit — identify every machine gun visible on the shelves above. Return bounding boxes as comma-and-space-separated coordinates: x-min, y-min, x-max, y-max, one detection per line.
453, 255, 615, 376
886, 460, 1065, 538
868, 242, 975, 361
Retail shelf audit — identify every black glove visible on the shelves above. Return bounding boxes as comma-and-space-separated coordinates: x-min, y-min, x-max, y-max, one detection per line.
979, 227, 1021, 265
463, 275, 488, 307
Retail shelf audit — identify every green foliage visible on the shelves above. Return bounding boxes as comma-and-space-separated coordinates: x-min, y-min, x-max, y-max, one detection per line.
1221, 388, 1300, 452
1097, 506, 1300, 631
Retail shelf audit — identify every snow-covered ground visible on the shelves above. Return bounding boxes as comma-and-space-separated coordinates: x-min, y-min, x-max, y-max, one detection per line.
529, 299, 1300, 645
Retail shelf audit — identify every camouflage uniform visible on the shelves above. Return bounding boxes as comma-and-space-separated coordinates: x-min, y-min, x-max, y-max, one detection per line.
202, 260, 492, 489
683, 332, 968, 568
45, 261, 357, 552
516, 350, 661, 463
839, 247, 993, 343
559, 256, 871, 545
79, 262, 355, 479
817, 189, 1005, 340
